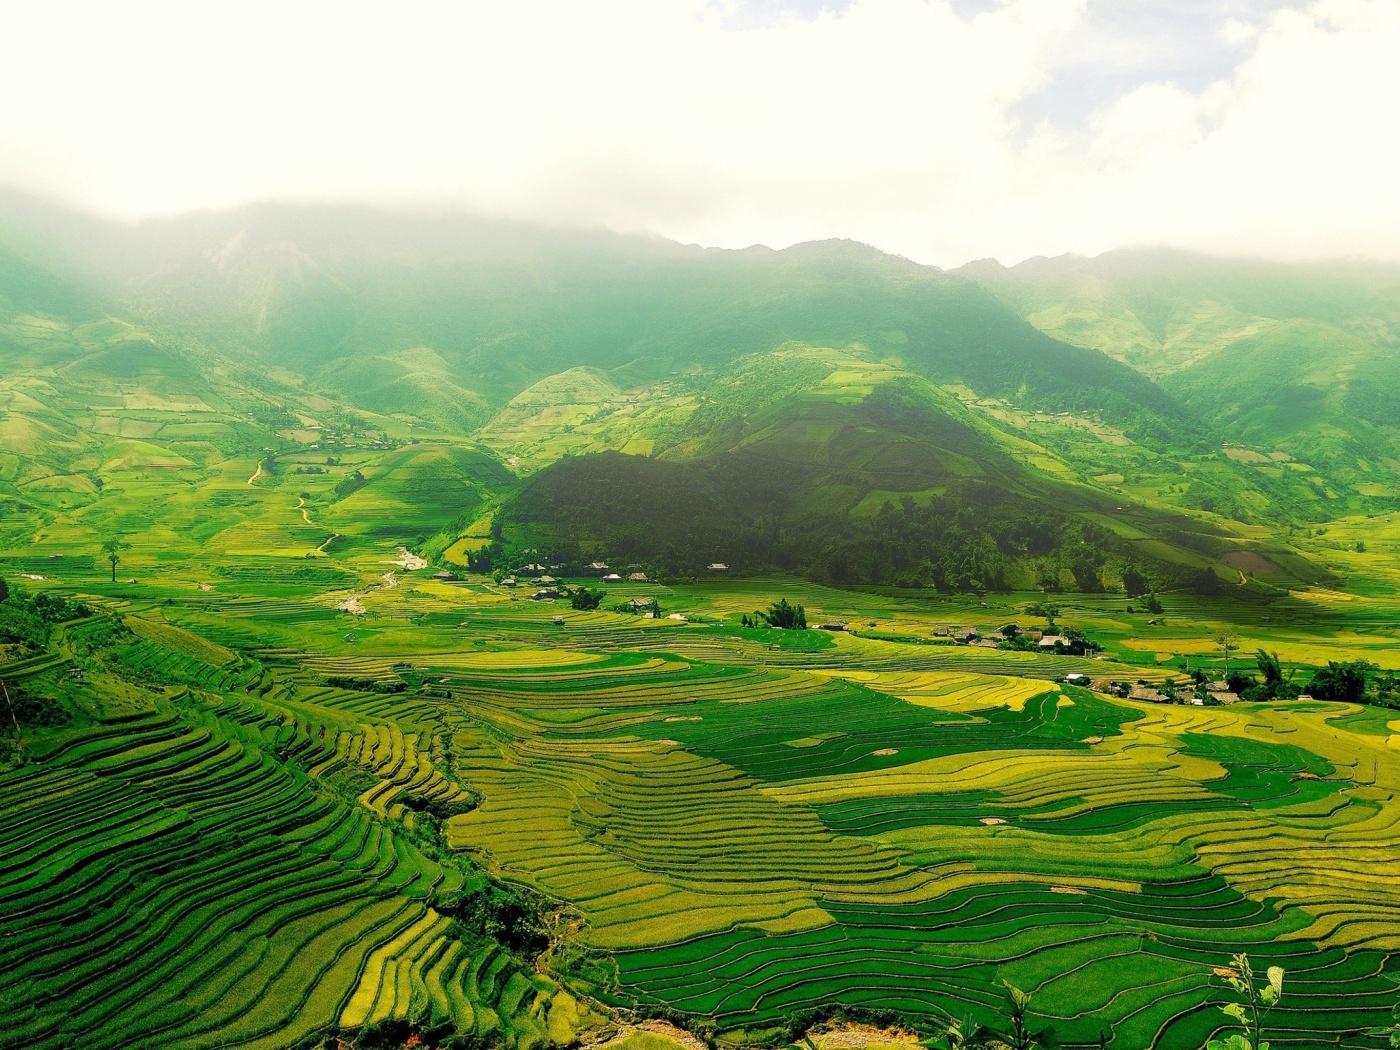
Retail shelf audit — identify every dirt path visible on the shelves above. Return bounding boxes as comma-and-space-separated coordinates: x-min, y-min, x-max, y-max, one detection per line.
298, 496, 340, 553
246, 462, 262, 486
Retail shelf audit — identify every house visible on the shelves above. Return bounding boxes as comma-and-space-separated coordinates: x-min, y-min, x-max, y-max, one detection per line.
1129, 684, 1168, 703
500, 576, 517, 587
1206, 689, 1240, 704
433, 570, 456, 580
602, 573, 623, 583
932, 626, 950, 637
588, 562, 609, 572
954, 628, 980, 644
552, 614, 564, 625
816, 620, 847, 632
1039, 635, 1070, 649
1064, 673, 1089, 685
523, 563, 545, 572
625, 597, 657, 613
627, 572, 649, 583
531, 588, 560, 600
537, 575, 557, 585
707, 563, 729, 571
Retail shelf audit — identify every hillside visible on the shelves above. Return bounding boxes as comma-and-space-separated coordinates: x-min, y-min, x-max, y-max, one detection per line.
959, 250, 1400, 506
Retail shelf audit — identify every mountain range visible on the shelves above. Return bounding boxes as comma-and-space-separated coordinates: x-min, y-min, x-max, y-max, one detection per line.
1, 191, 1395, 593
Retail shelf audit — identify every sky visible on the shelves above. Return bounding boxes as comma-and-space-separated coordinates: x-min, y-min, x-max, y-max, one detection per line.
0, 0, 1396, 267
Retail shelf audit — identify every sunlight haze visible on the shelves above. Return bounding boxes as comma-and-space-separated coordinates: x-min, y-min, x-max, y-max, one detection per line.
2, 0, 1396, 266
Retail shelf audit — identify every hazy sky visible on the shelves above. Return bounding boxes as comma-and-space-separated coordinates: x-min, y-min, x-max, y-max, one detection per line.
1, 0, 1396, 267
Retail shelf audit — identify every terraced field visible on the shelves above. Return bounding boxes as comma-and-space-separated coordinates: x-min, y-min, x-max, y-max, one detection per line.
4, 560, 1400, 1049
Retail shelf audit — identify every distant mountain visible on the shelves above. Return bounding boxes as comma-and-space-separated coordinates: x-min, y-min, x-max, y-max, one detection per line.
0, 194, 1340, 592
958, 249, 1400, 503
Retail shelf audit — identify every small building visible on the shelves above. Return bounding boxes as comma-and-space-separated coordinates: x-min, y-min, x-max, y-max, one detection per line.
501, 576, 517, 587
1039, 635, 1069, 649
531, 588, 560, 601
602, 573, 623, 583
1064, 673, 1089, 685
626, 597, 657, 613
588, 562, 609, 572
1207, 690, 1240, 704
628, 572, 649, 583
932, 626, 950, 637
1129, 684, 1168, 703
816, 620, 847, 632
433, 570, 456, 580
552, 614, 565, 625
954, 628, 979, 644
707, 563, 729, 571
537, 575, 557, 585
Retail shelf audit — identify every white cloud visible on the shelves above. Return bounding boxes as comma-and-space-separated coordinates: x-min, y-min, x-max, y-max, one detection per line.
0, 0, 1395, 266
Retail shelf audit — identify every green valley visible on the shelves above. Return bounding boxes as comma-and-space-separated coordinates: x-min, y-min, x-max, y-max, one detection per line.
3, 197, 1400, 1050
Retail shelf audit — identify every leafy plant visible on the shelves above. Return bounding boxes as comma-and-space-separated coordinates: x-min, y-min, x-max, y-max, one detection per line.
1210, 954, 1283, 1050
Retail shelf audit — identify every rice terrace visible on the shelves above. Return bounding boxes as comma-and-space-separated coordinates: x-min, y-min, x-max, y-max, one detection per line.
6, 5, 1400, 1046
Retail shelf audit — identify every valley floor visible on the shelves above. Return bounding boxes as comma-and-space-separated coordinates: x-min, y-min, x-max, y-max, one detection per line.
3, 543, 1400, 1049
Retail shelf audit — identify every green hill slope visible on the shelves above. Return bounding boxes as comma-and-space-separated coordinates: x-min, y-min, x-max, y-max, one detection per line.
959, 250, 1400, 506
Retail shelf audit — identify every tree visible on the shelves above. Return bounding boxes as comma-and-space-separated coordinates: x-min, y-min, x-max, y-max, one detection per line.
1214, 630, 1240, 678
0, 576, 8, 604
569, 587, 605, 611
100, 537, 130, 583
762, 598, 807, 630
1122, 563, 1149, 598
1143, 592, 1163, 614
1210, 954, 1283, 1050
1252, 650, 1296, 701
1308, 660, 1373, 703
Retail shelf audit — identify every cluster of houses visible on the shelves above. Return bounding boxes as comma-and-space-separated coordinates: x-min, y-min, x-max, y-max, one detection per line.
1071, 677, 1272, 707
934, 623, 1094, 654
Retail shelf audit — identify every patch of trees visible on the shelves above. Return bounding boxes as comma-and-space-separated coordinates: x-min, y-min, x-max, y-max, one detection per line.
332, 469, 366, 500
324, 674, 407, 694
399, 791, 479, 821
569, 587, 605, 610
0, 584, 91, 650
1, 681, 70, 730
745, 598, 807, 630
432, 882, 550, 959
